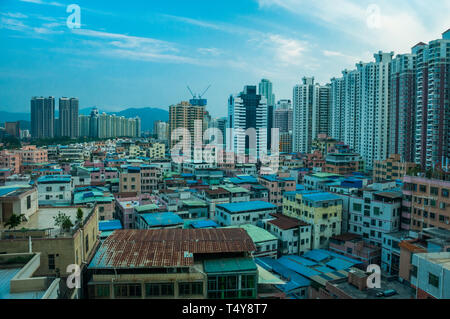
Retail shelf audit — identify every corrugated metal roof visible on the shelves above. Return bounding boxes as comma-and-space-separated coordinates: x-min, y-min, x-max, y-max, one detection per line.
89, 228, 256, 269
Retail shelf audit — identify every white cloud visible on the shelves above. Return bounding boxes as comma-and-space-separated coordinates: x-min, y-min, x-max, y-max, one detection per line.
256, 0, 450, 55
1, 12, 28, 19
19, 0, 64, 7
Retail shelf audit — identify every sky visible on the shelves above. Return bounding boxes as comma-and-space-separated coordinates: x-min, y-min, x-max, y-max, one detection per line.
0, 0, 449, 118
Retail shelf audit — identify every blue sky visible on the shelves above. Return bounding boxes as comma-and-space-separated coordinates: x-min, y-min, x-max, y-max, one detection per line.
0, 0, 449, 118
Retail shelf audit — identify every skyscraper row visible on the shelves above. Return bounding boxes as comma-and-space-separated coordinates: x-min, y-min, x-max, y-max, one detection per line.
79, 108, 141, 139
293, 77, 331, 154
31, 96, 79, 139
329, 30, 449, 170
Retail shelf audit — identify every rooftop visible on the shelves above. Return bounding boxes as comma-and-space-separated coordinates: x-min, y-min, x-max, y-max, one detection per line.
134, 204, 159, 212
217, 201, 277, 213
302, 192, 341, 202
226, 224, 277, 243
139, 212, 183, 227
99, 219, 123, 232
267, 214, 309, 229
203, 257, 256, 274
37, 175, 71, 183
88, 228, 256, 269
0, 268, 46, 299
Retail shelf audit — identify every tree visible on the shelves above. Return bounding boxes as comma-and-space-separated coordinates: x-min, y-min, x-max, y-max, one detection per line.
4, 214, 26, 230
53, 212, 74, 232
76, 208, 84, 224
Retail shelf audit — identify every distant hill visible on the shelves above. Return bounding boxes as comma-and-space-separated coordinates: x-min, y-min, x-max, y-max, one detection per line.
0, 111, 30, 122
1, 107, 169, 133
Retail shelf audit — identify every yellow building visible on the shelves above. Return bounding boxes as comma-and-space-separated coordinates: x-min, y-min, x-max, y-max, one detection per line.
373, 154, 418, 182
283, 191, 342, 249
0, 205, 99, 298
148, 143, 166, 159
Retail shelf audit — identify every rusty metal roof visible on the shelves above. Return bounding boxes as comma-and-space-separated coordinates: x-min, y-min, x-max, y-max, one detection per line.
89, 228, 256, 269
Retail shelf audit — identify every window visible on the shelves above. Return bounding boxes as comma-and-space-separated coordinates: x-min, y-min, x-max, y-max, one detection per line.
96, 284, 110, 298
48, 254, 55, 270
241, 275, 255, 289
353, 203, 362, 212
145, 283, 174, 297
26, 196, 31, 209
178, 282, 203, 296
428, 273, 439, 288
113, 284, 142, 298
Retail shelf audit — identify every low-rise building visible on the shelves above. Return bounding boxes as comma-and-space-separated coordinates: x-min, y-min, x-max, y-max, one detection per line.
136, 212, 184, 230
215, 201, 277, 227
0, 205, 99, 299
283, 191, 342, 249
37, 175, 73, 206
0, 150, 21, 174
324, 153, 363, 175
0, 185, 38, 224
262, 213, 312, 256
258, 174, 296, 210
402, 176, 450, 232
373, 154, 418, 182
412, 252, 450, 299
86, 228, 258, 299
73, 186, 115, 221
348, 182, 403, 247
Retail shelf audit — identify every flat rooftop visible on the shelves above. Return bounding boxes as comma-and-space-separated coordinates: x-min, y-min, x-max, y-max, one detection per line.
0, 268, 46, 299
334, 278, 415, 299
2, 207, 92, 231
217, 201, 276, 213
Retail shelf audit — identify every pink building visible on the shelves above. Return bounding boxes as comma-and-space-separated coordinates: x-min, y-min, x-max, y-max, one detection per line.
0, 150, 21, 174
115, 194, 153, 229
258, 173, 296, 210
17, 145, 48, 164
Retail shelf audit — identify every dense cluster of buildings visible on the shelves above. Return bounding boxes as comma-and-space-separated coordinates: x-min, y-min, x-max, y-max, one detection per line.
0, 30, 449, 301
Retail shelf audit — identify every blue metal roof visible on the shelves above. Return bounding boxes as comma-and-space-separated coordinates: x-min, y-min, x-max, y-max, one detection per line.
140, 212, 183, 227
326, 258, 356, 270
315, 266, 336, 274
37, 175, 71, 183
216, 201, 276, 213
302, 192, 341, 202
99, 220, 123, 232
190, 220, 219, 229
302, 250, 330, 262
255, 258, 310, 292
0, 187, 20, 197
284, 255, 318, 266
277, 256, 321, 278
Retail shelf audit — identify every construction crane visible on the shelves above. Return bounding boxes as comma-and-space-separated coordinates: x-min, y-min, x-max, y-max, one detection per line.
187, 85, 211, 106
